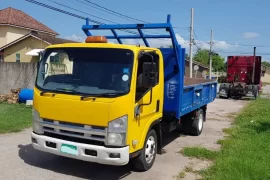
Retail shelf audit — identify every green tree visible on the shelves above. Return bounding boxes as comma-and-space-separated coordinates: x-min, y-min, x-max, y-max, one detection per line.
262, 61, 270, 67
193, 49, 226, 72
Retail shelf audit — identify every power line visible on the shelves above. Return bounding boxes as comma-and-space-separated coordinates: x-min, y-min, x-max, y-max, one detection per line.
49, 0, 187, 41
26, 0, 140, 35
47, 0, 119, 24
74, 0, 189, 34
46, 0, 139, 35
83, 0, 149, 23
73, 0, 140, 23
214, 41, 270, 48
26, 0, 188, 46
26, 0, 91, 21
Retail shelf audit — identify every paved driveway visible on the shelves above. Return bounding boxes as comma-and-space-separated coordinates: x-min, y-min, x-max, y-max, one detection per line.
0, 98, 247, 180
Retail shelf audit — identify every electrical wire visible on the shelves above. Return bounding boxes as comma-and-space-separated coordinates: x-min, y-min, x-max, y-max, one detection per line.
26, 0, 140, 35
74, 0, 189, 35
26, 0, 189, 45
83, 0, 149, 23
48, 0, 121, 24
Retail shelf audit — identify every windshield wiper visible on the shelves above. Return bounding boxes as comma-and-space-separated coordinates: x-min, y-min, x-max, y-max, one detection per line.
80, 92, 125, 100
98, 92, 126, 97
55, 88, 78, 93
40, 91, 55, 97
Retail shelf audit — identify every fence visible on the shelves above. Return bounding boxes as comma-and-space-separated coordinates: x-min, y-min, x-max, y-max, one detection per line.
0, 62, 37, 94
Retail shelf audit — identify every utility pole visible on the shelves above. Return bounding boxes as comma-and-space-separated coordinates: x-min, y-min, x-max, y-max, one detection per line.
252, 47, 256, 84
209, 29, 213, 79
189, 8, 194, 78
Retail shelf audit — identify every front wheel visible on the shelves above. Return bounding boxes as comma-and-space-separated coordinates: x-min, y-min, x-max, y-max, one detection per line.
132, 129, 157, 171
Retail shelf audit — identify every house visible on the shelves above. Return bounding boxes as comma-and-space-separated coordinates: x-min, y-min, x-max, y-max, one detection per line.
0, 32, 76, 62
261, 64, 270, 83
185, 59, 209, 78
0, 7, 75, 62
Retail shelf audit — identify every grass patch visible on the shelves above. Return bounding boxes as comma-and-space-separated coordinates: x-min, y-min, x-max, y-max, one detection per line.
180, 147, 218, 160
174, 171, 186, 179
222, 128, 233, 135
202, 98, 270, 180
0, 102, 32, 133
184, 165, 194, 172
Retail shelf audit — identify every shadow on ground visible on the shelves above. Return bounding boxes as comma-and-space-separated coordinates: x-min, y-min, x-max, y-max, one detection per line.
18, 132, 181, 179
18, 144, 132, 180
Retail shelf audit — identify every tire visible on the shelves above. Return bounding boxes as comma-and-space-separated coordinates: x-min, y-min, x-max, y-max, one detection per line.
190, 109, 204, 136
253, 86, 259, 99
132, 129, 157, 171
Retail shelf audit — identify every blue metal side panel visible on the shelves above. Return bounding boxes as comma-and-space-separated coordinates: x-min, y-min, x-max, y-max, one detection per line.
181, 82, 217, 116
161, 48, 180, 117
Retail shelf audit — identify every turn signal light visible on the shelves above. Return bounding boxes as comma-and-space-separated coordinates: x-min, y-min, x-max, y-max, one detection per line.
85, 36, 107, 43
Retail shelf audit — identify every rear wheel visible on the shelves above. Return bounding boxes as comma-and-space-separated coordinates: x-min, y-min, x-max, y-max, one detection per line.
132, 129, 157, 171
190, 109, 205, 136
180, 109, 205, 136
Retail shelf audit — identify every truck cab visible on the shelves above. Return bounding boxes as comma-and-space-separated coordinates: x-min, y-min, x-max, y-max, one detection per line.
219, 55, 261, 99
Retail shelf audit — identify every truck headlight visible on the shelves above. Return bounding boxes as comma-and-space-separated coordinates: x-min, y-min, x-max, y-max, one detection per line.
106, 115, 127, 146
32, 109, 43, 134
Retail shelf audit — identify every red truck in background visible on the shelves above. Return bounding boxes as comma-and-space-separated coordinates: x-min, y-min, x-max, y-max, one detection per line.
219, 48, 262, 99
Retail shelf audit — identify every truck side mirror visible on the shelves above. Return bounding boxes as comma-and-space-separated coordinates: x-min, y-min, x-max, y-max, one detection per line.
142, 62, 157, 88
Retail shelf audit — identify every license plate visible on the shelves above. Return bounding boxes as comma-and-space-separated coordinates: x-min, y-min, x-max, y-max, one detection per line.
220, 90, 226, 94
60, 144, 78, 156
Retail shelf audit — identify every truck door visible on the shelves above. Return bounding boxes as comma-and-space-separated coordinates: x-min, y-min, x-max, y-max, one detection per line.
133, 51, 162, 149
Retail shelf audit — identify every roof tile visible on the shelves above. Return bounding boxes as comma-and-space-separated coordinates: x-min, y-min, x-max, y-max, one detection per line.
0, 7, 58, 35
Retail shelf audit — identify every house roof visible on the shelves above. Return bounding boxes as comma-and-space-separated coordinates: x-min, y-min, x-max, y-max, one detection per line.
185, 59, 209, 69
0, 32, 77, 51
0, 7, 58, 35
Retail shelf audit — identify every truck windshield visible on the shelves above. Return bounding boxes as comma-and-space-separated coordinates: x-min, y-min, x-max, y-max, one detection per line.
36, 48, 134, 97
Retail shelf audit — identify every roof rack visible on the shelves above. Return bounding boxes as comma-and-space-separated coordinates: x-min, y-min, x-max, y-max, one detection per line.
82, 14, 184, 70
82, 14, 179, 48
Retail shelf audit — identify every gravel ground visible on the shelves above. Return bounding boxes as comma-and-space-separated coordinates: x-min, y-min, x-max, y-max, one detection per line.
262, 85, 270, 98
0, 98, 248, 180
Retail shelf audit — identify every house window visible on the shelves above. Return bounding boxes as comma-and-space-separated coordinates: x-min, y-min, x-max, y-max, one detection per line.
50, 54, 60, 63
16, 53, 20, 62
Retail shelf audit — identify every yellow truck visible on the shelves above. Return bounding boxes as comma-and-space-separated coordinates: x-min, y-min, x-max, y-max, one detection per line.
31, 16, 217, 171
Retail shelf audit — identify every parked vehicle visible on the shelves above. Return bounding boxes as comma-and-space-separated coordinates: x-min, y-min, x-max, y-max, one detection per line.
219, 48, 262, 99
31, 15, 217, 171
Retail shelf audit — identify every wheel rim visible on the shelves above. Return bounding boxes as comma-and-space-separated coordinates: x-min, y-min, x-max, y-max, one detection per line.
198, 113, 203, 131
145, 135, 156, 164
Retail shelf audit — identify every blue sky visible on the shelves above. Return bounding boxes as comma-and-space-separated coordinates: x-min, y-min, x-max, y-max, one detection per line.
2, 0, 270, 61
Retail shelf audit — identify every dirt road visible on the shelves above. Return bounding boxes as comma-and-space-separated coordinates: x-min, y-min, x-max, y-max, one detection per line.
0, 98, 247, 180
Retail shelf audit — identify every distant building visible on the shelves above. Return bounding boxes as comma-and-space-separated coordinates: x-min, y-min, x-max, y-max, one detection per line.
261, 64, 270, 83
185, 59, 209, 78
0, 7, 75, 62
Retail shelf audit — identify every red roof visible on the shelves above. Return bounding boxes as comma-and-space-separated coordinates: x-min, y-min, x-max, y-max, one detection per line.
0, 7, 58, 35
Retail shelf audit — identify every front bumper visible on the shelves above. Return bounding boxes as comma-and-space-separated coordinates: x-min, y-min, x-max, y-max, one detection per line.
31, 132, 129, 166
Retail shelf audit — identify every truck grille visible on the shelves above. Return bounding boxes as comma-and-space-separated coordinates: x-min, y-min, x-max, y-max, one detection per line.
40, 119, 107, 143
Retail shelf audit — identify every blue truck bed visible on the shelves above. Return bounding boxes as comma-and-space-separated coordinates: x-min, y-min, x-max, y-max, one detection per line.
82, 14, 217, 120
161, 48, 217, 119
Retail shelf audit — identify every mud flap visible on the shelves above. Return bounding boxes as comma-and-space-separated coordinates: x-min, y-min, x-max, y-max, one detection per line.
156, 122, 163, 155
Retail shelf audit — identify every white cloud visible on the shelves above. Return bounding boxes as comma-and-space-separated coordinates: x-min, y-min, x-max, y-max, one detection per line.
243, 32, 260, 39
110, 34, 189, 48
64, 33, 236, 52
64, 34, 85, 42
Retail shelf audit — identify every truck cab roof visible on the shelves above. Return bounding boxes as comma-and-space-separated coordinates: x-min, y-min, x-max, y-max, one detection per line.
46, 42, 159, 52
